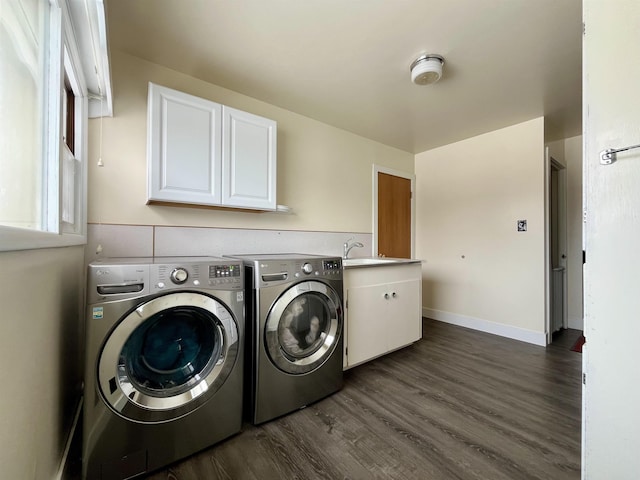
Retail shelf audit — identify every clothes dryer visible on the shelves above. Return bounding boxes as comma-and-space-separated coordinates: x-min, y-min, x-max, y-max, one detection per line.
83, 257, 244, 479
229, 254, 343, 424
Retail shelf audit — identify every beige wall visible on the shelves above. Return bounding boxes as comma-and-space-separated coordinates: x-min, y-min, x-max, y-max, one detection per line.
415, 118, 546, 341
0, 246, 85, 479
88, 51, 414, 233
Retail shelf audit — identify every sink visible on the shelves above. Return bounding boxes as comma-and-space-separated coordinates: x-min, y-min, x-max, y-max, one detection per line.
343, 258, 398, 267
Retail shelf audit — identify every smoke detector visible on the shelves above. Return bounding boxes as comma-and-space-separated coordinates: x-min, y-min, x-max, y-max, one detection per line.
410, 54, 445, 85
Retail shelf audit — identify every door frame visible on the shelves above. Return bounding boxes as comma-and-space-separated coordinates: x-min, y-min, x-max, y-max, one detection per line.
544, 147, 569, 344
373, 165, 416, 258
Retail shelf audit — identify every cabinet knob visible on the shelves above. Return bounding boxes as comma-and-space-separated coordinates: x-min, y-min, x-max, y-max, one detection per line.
384, 293, 390, 299
392, 292, 397, 298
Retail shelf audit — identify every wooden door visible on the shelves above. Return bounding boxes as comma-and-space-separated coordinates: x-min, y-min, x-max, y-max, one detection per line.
377, 172, 411, 258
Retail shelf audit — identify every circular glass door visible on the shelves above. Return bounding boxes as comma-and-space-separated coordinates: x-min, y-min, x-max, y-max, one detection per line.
98, 292, 239, 423
265, 281, 342, 374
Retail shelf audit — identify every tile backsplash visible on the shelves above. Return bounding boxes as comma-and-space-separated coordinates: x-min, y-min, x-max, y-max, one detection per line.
86, 224, 372, 264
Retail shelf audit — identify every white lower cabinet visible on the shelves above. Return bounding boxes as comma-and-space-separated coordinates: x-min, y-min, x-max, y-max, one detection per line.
147, 83, 277, 210
344, 263, 422, 369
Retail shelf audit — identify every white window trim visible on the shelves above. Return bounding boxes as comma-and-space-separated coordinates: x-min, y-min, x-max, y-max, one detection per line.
0, 0, 107, 252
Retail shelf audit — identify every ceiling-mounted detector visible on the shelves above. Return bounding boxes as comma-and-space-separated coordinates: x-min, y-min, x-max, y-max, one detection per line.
410, 54, 445, 85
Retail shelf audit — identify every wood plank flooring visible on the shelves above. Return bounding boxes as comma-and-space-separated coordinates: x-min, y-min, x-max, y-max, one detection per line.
65, 319, 581, 479
142, 319, 582, 480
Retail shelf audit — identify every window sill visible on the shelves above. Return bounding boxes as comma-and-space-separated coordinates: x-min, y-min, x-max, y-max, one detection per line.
0, 226, 86, 252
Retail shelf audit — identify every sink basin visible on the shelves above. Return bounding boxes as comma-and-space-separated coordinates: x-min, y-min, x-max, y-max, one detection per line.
343, 258, 398, 267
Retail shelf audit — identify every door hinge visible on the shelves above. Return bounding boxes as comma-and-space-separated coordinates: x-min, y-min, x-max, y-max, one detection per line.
582, 373, 587, 385
345, 299, 348, 309
583, 250, 586, 264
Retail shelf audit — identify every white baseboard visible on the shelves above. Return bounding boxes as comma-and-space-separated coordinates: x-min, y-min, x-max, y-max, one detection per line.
567, 316, 584, 330
55, 396, 83, 480
423, 308, 547, 347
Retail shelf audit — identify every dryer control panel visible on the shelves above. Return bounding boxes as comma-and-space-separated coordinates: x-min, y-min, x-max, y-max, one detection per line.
245, 257, 343, 287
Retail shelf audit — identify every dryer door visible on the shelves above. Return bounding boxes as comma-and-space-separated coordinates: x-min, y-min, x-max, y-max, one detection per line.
265, 281, 342, 374
98, 292, 239, 423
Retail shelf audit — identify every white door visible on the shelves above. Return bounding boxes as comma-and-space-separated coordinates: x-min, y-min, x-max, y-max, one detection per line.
583, 1, 640, 477
222, 106, 277, 210
147, 83, 222, 205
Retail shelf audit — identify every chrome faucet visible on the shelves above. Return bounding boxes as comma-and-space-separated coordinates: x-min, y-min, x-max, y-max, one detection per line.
343, 240, 364, 259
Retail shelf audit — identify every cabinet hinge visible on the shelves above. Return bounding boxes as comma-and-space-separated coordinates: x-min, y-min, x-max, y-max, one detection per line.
582, 373, 586, 385
345, 299, 348, 309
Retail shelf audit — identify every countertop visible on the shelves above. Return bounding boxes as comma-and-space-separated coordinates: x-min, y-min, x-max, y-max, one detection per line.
342, 257, 423, 269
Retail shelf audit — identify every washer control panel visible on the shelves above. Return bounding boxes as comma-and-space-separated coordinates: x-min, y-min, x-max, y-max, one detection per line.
153, 261, 242, 291
170, 267, 189, 284
88, 257, 244, 303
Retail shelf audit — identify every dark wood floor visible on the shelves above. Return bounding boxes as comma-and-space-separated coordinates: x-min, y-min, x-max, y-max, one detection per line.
141, 319, 582, 480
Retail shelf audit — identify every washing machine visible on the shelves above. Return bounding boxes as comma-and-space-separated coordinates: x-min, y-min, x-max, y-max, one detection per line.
83, 257, 244, 480
229, 253, 344, 424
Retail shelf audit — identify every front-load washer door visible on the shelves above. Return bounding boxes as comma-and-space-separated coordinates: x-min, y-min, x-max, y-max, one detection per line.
98, 291, 239, 423
265, 281, 342, 374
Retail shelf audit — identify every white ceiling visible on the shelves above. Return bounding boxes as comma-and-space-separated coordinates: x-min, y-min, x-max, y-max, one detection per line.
106, 0, 582, 154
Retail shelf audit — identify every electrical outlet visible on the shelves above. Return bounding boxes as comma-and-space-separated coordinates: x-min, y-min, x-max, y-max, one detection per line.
517, 220, 527, 232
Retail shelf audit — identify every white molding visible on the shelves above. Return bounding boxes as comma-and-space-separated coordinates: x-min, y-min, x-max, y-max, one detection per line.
54, 396, 83, 480
423, 307, 547, 346
45, 1, 63, 233
567, 316, 584, 331
66, 0, 112, 117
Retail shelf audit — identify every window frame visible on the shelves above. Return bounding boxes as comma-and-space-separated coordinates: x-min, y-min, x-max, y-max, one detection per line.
0, 0, 91, 252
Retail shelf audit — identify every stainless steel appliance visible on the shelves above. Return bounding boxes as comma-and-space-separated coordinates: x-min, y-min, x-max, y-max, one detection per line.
229, 253, 344, 424
83, 257, 244, 479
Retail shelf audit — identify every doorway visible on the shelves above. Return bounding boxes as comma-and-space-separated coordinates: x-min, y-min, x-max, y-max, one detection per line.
373, 165, 415, 258
546, 151, 568, 344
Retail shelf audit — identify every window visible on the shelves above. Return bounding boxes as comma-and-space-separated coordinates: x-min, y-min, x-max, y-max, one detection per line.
0, 0, 93, 251
0, 0, 49, 232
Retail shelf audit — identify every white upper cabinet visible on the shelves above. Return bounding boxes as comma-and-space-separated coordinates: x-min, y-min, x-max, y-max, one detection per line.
222, 106, 277, 210
147, 83, 223, 205
147, 83, 277, 210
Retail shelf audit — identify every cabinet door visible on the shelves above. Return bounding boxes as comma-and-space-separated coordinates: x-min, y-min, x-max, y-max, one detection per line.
345, 283, 389, 367
222, 106, 277, 210
384, 278, 422, 352
147, 83, 222, 205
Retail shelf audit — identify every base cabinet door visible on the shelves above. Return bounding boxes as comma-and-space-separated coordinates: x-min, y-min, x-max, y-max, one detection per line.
345, 282, 390, 366
344, 264, 422, 368
383, 278, 422, 352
